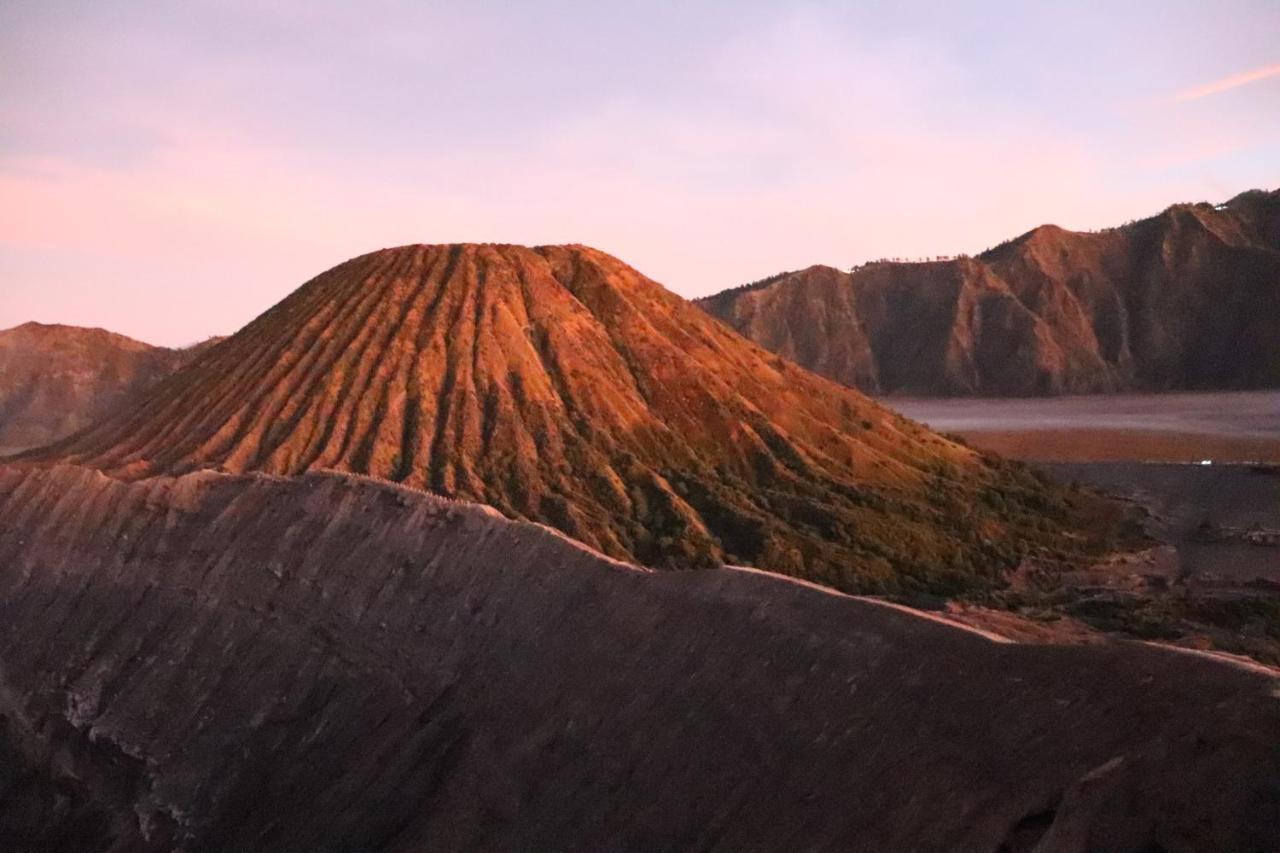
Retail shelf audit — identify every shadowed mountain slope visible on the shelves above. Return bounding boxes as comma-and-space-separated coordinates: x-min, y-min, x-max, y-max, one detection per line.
0, 464, 1276, 852
17, 243, 1120, 593
0, 323, 214, 453
698, 189, 1280, 396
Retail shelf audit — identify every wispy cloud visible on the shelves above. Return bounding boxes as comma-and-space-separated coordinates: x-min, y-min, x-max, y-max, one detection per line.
4, 2, 1279, 345
1170, 63, 1280, 102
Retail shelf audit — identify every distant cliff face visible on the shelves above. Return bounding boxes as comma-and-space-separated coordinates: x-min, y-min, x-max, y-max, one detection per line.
1, 464, 1277, 851
698, 189, 1280, 396
0, 323, 213, 453
18, 243, 1122, 593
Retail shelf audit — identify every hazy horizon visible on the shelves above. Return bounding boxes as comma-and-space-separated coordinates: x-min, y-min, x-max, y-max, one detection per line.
3, 0, 1278, 346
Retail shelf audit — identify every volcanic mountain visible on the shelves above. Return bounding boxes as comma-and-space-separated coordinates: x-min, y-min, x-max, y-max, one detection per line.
1, 464, 1276, 851
698, 188, 1280, 396
17, 243, 1117, 593
0, 322, 213, 454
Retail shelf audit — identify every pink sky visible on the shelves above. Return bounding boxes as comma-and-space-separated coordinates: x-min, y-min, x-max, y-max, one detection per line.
2, 1, 1278, 346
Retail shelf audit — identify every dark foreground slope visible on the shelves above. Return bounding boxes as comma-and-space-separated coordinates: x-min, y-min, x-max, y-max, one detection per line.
1, 464, 1277, 852
699, 189, 1280, 395
0, 323, 212, 453
16, 243, 1119, 594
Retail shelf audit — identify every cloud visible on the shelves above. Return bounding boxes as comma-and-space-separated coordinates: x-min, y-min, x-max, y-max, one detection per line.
1169, 63, 1280, 102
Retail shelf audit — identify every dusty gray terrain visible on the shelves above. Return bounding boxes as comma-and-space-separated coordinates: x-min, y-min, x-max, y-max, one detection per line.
893, 389, 1280, 463
1045, 462, 1280, 583
1, 464, 1278, 852
882, 392, 1280, 664
942, 452, 1280, 664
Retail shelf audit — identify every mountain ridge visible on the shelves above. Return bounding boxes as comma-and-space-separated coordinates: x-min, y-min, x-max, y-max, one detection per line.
0, 322, 218, 453
698, 188, 1280, 396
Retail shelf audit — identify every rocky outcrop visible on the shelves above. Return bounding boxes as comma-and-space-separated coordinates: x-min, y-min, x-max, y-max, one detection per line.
15, 244, 1122, 594
0, 323, 216, 454
699, 189, 1280, 396
0, 463, 1276, 851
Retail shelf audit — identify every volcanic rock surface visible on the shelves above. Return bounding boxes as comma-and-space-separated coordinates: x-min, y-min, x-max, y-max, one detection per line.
1, 463, 1277, 852
698, 189, 1280, 396
0, 323, 212, 454
17, 243, 1114, 593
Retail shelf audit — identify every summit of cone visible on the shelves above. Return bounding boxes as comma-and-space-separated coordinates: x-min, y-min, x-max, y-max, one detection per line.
21, 242, 1121, 592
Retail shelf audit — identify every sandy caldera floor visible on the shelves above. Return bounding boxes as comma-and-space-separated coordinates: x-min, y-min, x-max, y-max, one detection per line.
890, 389, 1280, 463
884, 391, 1280, 664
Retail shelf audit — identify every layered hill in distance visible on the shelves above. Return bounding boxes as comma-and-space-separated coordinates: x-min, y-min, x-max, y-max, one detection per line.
2, 464, 1276, 851
0, 322, 216, 454
698, 189, 1280, 396
15, 243, 1127, 595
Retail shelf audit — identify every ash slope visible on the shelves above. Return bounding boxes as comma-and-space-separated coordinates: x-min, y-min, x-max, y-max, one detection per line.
0, 323, 210, 453
699, 188, 1280, 396
1, 464, 1277, 852
18, 243, 1108, 593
